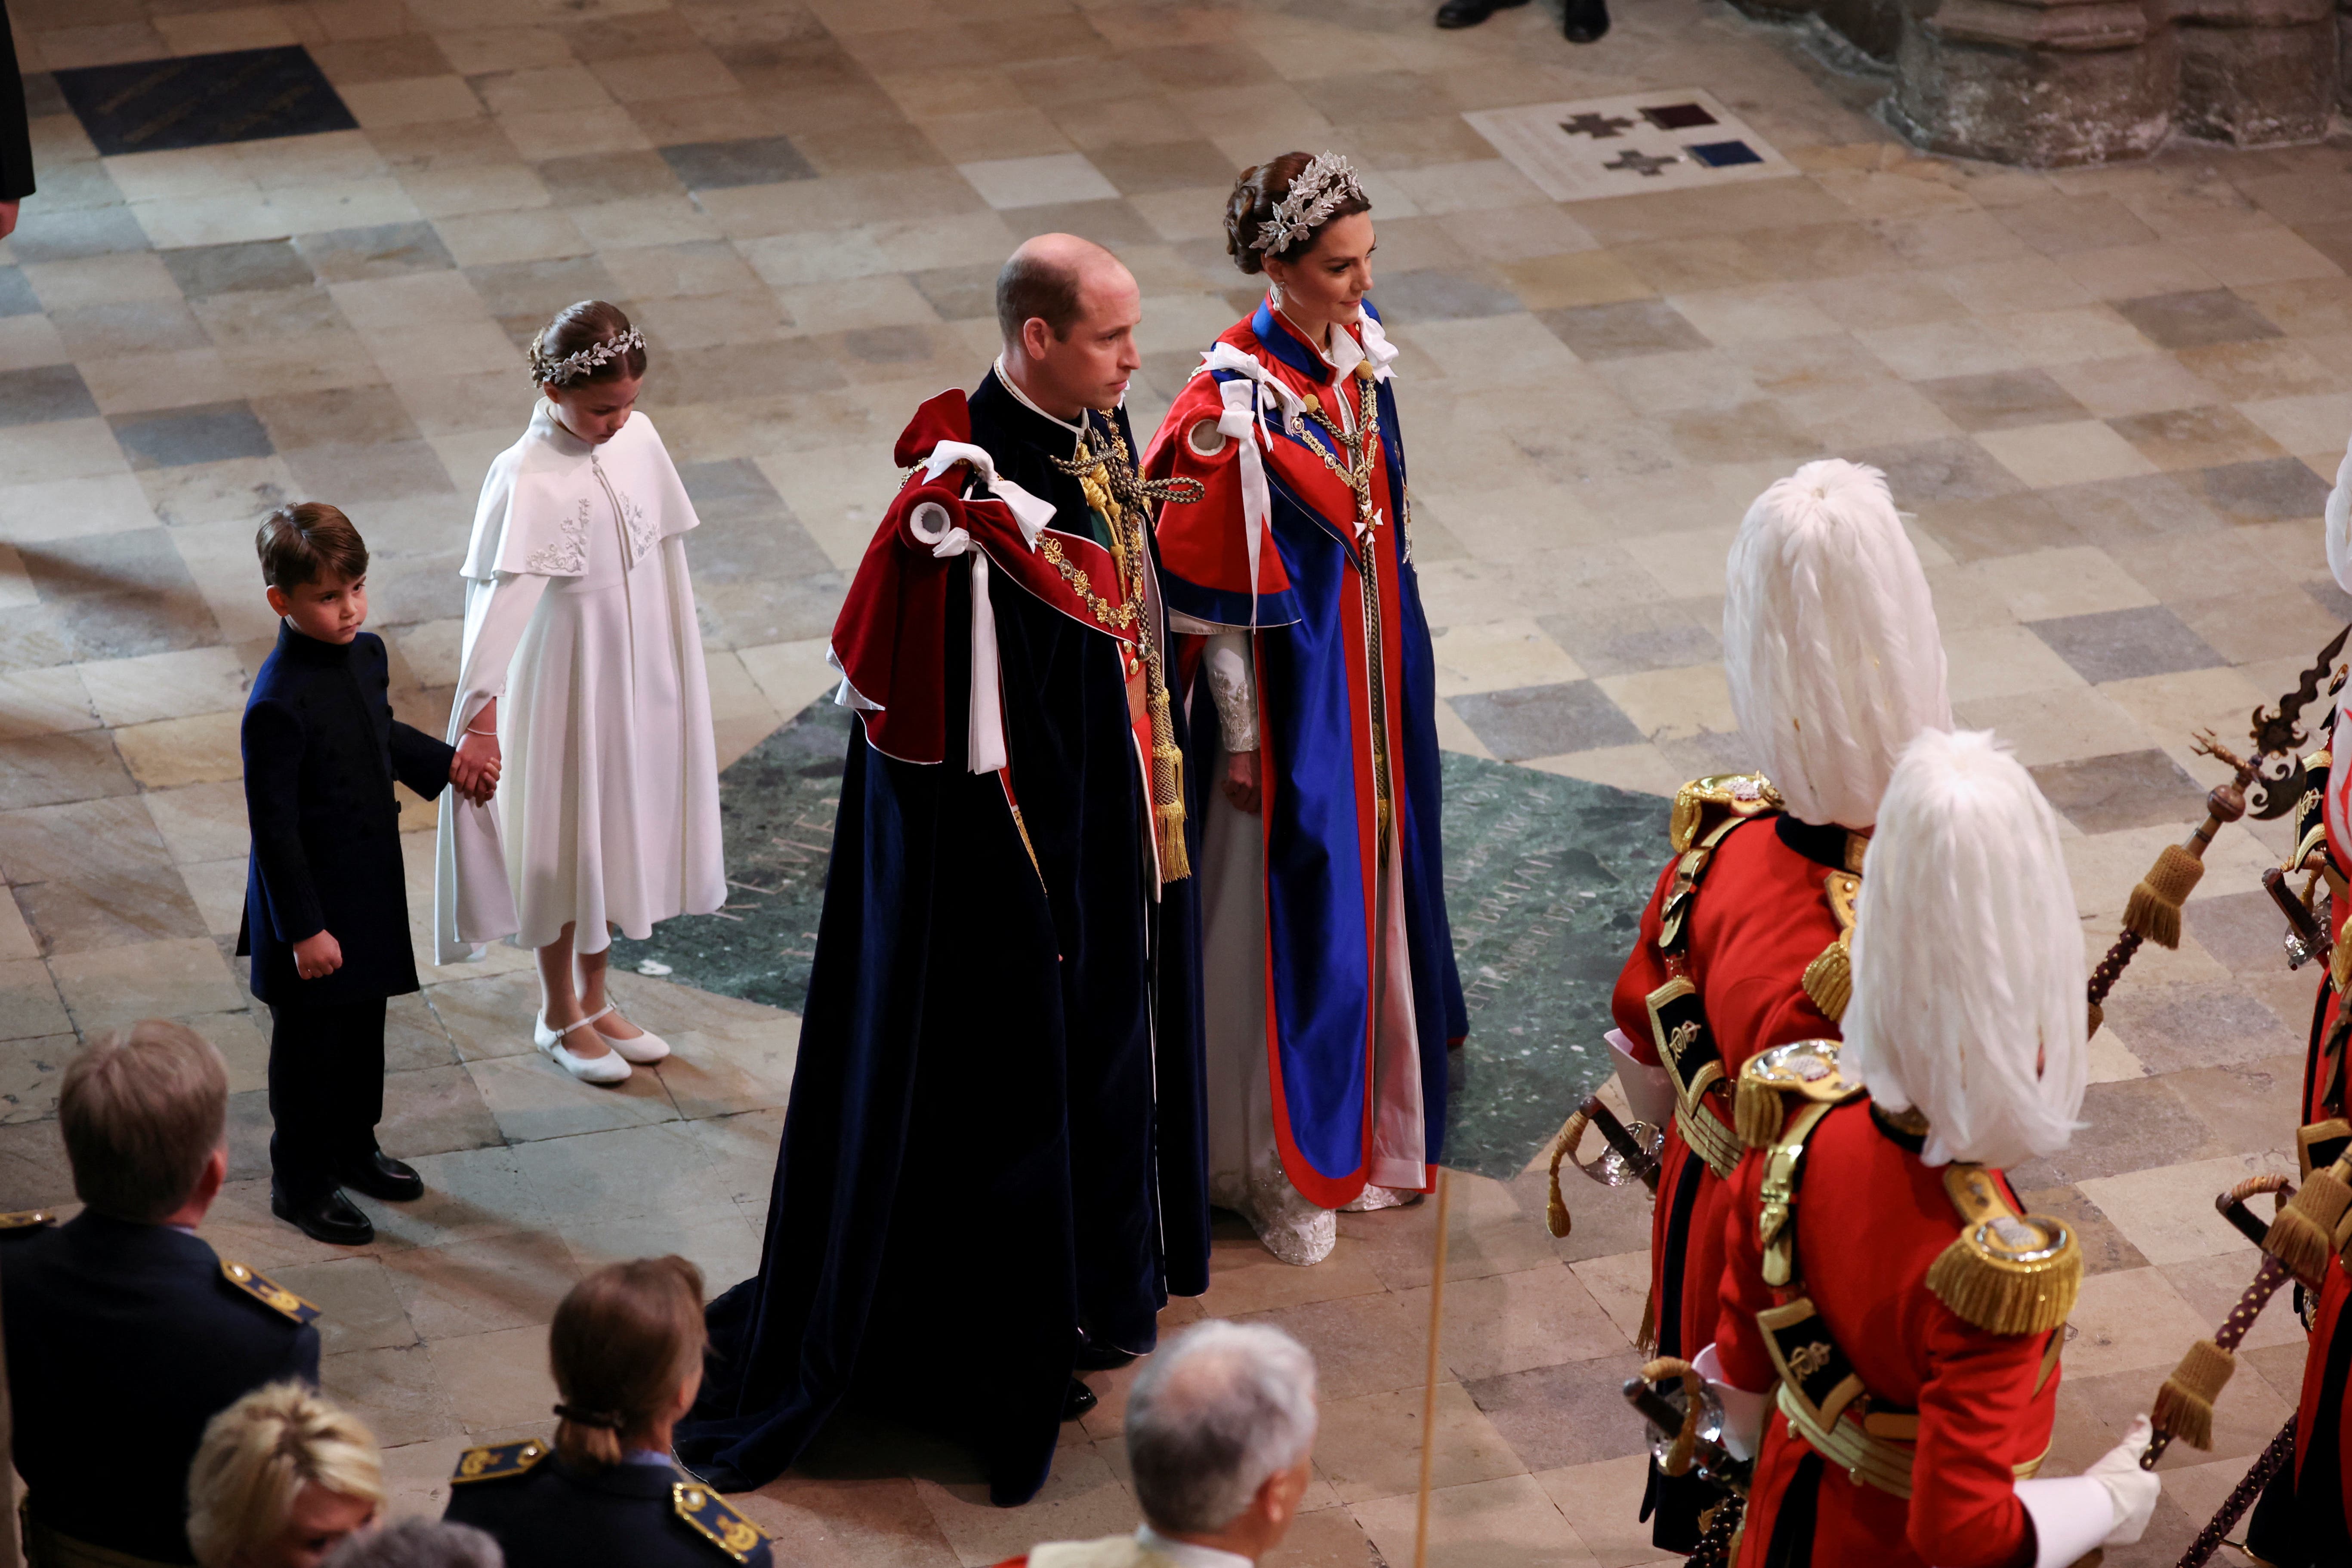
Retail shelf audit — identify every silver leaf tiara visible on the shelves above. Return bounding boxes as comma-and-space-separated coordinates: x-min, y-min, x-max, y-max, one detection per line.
531, 327, 645, 387
1251, 151, 1367, 254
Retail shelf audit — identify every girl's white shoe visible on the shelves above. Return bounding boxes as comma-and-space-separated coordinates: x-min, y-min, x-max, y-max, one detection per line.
535, 1006, 631, 1085
593, 1015, 670, 1064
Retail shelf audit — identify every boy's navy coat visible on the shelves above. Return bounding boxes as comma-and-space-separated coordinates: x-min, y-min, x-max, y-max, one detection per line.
238, 624, 454, 1006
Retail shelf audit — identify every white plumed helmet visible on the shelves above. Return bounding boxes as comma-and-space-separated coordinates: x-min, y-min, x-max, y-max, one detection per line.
2326, 426, 2352, 594
1844, 728, 2087, 1170
1722, 460, 1951, 829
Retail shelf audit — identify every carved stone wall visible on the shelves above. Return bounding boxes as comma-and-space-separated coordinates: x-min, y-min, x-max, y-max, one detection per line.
1746, 0, 2345, 164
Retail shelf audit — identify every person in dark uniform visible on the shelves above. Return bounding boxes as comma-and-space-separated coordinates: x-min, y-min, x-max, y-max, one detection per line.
445, 1256, 775, 1568
2, 1022, 323, 1568
1431, 0, 1608, 43
240, 502, 494, 1245
0, 0, 33, 240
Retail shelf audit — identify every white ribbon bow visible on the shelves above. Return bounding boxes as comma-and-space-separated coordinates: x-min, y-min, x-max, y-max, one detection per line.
1198, 343, 1308, 633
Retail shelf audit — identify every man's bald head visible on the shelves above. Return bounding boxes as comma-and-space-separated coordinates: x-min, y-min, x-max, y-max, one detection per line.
994, 233, 1144, 418
994, 234, 1131, 347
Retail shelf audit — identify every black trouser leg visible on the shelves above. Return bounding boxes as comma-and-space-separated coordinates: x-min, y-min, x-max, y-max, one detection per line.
268, 998, 387, 1198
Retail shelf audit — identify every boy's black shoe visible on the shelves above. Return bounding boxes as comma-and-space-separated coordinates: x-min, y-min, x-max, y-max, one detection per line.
272, 1184, 375, 1247
1434, 0, 1527, 25
1073, 1335, 1137, 1372
1062, 1378, 1098, 1420
1563, 0, 1610, 40
338, 1149, 423, 1202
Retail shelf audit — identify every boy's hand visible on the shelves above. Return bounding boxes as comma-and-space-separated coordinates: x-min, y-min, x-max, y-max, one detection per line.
293, 930, 343, 981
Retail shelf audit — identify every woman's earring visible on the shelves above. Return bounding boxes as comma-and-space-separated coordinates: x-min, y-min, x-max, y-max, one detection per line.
1268, 278, 1284, 308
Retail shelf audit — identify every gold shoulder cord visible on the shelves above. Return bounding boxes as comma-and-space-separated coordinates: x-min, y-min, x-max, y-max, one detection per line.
1926, 1165, 2080, 1336
1054, 426, 1202, 883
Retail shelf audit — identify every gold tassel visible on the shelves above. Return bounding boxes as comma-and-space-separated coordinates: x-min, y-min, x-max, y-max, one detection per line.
1544, 1110, 1589, 1240
1800, 936, 1851, 1022
1734, 1076, 1785, 1150
2151, 1338, 2234, 1452
2265, 1162, 2352, 1285
2121, 843, 2204, 949
1638, 1358, 1703, 1477
1146, 672, 1189, 882
1636, 1294, 1657, 1355
1925, 1233, 2080, 1336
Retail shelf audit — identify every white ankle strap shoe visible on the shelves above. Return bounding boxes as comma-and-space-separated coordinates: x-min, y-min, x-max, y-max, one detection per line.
534, 1007, 631, 1085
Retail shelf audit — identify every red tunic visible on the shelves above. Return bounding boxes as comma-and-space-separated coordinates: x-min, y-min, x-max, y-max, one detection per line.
1609, 814, 1849, 1361
1714, 1102, 2056, 1568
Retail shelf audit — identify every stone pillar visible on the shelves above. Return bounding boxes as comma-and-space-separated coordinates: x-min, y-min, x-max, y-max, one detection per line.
1889, 0, 2176, 165
2174, 0, 2340, 144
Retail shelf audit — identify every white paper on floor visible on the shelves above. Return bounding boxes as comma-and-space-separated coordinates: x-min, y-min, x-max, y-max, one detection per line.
1463, 88, 1798, 203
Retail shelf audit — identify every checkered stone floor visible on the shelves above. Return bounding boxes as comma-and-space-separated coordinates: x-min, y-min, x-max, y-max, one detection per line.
2, 0, 2351, 1563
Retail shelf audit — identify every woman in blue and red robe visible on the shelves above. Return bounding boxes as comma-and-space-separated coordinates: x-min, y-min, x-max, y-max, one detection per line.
1144, 153, 1464, 1266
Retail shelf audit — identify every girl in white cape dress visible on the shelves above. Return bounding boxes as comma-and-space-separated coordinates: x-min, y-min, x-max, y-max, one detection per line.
433, 300, 725, 1084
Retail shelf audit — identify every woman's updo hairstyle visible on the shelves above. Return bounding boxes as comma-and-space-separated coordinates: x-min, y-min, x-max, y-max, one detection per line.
548, 1254, 705, 1469
530, 299, 647, 388
1224, 151, 1373, 275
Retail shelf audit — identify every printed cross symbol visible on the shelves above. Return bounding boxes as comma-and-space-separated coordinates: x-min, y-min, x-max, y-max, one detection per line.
1560, 112, 1636, 139
1603, 149, 1681, 177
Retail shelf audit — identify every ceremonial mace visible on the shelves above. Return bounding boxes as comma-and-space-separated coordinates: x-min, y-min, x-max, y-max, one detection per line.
2085, 623, 2349, 1031
2139, 1177, 2333, 1567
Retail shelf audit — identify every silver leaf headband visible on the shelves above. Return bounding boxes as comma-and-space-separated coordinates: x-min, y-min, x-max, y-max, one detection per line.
1251, 151, 1367, 255
531, 327, 645, 387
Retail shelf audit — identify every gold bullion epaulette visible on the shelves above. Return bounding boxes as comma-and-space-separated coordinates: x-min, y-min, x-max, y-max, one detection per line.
1734, 1039, 1861, 1149
451, 1438, 548, 1484
1924, 1165, 2079, 1336
219, 1259, 322, 1325
1668, 773, 1782, 853
1800, 867, 1861, 1023
0, 1209, 56, 1236
673, 1481, 771, 1564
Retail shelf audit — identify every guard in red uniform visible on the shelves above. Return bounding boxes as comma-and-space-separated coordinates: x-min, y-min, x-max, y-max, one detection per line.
1605, 460, 1951, 1552
2238, 432, 2352, 1568
1699, 728, 2160, 1568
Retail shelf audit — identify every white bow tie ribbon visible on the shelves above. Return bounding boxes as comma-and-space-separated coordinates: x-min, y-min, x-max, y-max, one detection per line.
1198, 343, 1313, 634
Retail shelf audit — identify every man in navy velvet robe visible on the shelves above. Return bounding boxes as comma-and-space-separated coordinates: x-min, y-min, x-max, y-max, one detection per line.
679, 235, 1208, 1507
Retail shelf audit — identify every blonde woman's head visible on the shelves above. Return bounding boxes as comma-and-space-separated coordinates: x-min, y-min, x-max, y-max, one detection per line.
188, 1383, 384, 1568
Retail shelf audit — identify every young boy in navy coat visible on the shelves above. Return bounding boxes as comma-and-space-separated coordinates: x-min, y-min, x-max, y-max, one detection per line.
240, 503, 497, 1245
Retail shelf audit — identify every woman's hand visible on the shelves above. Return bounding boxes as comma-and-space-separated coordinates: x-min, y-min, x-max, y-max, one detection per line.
455, 701, 501, 805
1222, 748, 1262, 815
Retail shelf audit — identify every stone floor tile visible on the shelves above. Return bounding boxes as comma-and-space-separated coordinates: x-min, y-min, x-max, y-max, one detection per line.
2010, 1183, 2152, 1276
2111, 289, 2284, 350
49, 935, 242, 1031
466, 1052, 682, 1142
1430, 1262, 1623, 1382
2007, 1076, 2231, 1189
113, 709, 244, 789
1977, 420, 2158, 488
424, 1323, 561, 1432
2160, 1250, 2307, 1355
275, 1254, 422, 1355
380, 1229, 583, 1341
2058, 1266, 2221, 1380
1465, 1352, 1653, 1475
1534, 300, 1707, 361
728, 1476, 967, 1568
1352, 1472, 1592, 1568
1196, 1229, 1390, 1318
2028, 748, 2207, 833
1317, 1381, 1527, 1506
2077, 1150, 2298, 1267
324, 1342, 465, 1447
1240, 1289, 1434, 1403
2190, 455, 2333, 524
1533, 1454, 1657, 1568
1913, 367, 2091, 432
0, 1031, 76, 1122
1970, 546, 2159, 623
1449, 682, 1644, 763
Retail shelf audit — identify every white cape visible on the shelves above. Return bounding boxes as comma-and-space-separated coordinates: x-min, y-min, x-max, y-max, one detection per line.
432, 401, 724, 965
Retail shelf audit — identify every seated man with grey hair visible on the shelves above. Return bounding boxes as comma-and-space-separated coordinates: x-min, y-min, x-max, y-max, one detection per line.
995, 1322, 1319, 1568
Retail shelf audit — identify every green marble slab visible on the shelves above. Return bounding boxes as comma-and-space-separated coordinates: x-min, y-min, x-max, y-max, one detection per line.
613, 701, 1670, 1181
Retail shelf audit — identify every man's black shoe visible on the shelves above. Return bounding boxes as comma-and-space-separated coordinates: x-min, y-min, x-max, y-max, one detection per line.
272, 1185, 375, 1247
1062, 1378, 1099, 1421
1563, 0, 1610, 41
1434, 0, 1528, 27
1073, 1337, 1138, 1372
337, 1149, 423, 1202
